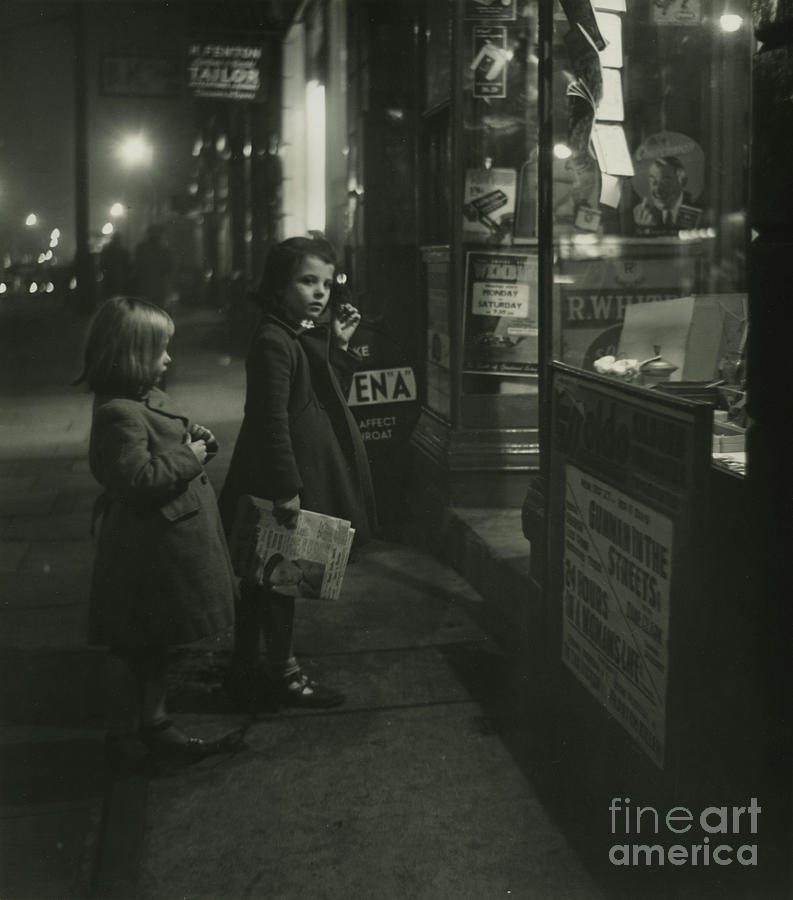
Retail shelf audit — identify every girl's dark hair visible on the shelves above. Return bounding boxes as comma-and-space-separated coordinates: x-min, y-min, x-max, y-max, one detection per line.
255, 235, 337, 310
75, 296, 174, 397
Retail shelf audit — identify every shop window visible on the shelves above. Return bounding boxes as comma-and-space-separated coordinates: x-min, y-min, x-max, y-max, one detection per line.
551, 0, 750, 474
460, 3, 540, 413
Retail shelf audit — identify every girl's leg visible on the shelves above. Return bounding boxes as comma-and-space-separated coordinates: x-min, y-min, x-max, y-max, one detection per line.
232, 579, 264, 671
227, 580, 343, 708
136, 647, 247, 759
223, 579, 270, 705
260, 588, 300, 681
138, 647, 201, 750
231, 580, 300, 678
261, 589, 344, 709
232, 580, 300, 677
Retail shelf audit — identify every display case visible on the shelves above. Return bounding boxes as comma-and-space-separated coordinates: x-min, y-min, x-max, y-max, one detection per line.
530, 4, 770, 889
412, 0, 542, 518
548, 0, 750, 477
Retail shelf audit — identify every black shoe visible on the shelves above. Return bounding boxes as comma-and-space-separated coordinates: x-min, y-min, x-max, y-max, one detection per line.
140, 719, 247, 763
264, 671, 345, 709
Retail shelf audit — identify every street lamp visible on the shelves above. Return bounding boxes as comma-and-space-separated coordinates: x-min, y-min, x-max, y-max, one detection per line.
115, 135, 155, 247
20, 213, 41, 262
719, 13, 743, 32
117, 134, 153, 169
109, 202, 125, 218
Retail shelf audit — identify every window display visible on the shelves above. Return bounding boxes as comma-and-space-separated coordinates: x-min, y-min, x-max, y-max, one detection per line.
551, 0, 750, 474
462, 2, 540, 402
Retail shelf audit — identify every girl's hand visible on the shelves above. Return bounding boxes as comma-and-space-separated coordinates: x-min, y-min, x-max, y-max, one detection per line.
189, 439, 208, 465
190, 424, 218, 460
273, 494, 300, 529
331, 303, 361, 351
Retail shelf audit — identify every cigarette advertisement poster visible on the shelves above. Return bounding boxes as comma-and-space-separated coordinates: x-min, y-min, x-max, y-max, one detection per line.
346, 319, 420, 455
463, 251, 539, 375
549, 365, 711, 768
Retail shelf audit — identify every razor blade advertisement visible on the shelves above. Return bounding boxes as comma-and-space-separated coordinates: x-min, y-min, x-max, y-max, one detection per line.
463, 168, 517, 243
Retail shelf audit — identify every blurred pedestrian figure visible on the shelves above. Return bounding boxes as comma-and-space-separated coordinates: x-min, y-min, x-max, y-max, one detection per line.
134, 225, 174, 309
98, 233, 131, 300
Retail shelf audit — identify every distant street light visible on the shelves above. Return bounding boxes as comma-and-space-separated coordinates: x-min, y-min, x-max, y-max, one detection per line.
720, 13, 743, 32
116, 135, 157, 247
25, 213, 38, 227
117, 134, 153, 169
102, 222, 114, 236
110, 202, 125, 218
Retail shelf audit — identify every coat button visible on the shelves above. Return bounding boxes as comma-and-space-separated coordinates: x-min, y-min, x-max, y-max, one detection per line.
200, 474, 208, 485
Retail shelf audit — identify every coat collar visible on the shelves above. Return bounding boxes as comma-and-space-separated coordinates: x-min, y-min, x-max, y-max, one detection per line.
262, 311, 308, 337
143, 386, 188, 421
94, 387, 189, 424
262, 311, 331, 342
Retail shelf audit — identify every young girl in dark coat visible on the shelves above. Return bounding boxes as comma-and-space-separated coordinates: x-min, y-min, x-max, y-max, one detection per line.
79, 296, 242, 767
219, 235, 376, 709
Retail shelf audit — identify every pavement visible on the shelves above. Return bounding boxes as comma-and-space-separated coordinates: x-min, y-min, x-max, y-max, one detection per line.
0, 295, 605, 899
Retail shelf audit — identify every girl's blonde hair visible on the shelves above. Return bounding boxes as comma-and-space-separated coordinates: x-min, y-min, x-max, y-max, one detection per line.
75, 296, 174, 397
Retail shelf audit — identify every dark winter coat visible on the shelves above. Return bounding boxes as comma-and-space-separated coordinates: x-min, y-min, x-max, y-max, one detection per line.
218, 312, 376, 542
88, 387, 235, 648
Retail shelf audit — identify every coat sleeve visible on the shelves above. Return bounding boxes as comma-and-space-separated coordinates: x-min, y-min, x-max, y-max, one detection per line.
93, 404, 203, 505
244, 332, 303, 498
328, 345, 361, 398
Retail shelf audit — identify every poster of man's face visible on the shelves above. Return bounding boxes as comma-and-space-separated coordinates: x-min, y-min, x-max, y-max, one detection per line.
631, 132, 704, 234
647, 157, 686, 212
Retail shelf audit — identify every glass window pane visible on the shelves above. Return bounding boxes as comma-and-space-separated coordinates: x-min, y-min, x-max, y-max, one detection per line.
551, 0, 749, 380
461, 4, 540, 406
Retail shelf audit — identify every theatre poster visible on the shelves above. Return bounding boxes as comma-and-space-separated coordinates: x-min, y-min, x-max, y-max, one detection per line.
462, 250, 539, 375
548, 365, 711, 768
